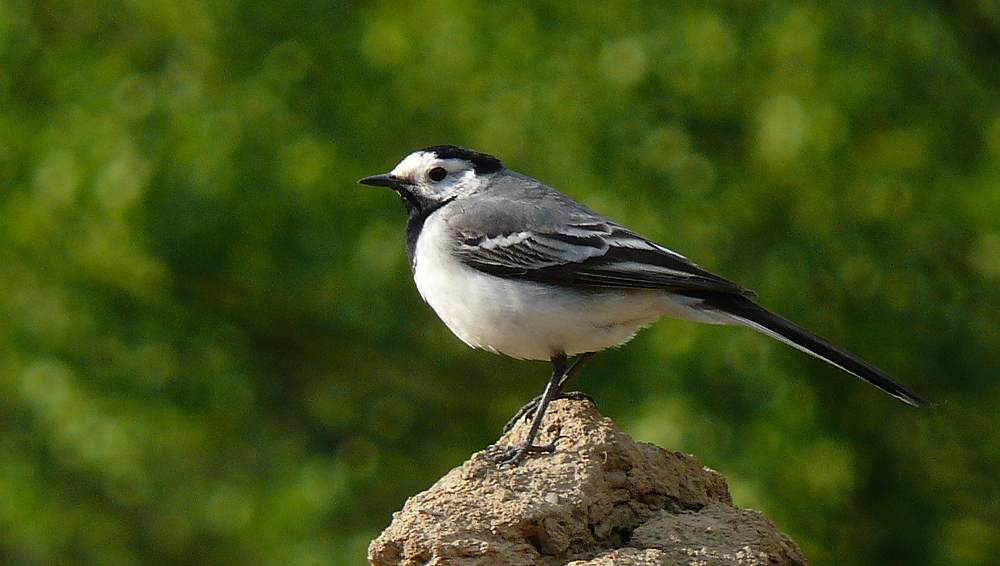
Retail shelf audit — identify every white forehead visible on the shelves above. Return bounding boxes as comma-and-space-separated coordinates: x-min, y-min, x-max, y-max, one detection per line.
390, 151, 440, 178
390, 150, 477, 180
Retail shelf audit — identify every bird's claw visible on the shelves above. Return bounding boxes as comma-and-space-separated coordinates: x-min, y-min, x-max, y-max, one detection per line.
484, 442, 556, 467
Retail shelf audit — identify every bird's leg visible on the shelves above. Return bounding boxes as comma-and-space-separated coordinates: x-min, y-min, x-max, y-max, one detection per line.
501, 352, 596, 434
555, 350, 596, 391
487, 353, 569, 466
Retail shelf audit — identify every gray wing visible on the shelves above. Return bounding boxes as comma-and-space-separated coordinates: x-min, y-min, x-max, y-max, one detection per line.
448, 173, 752, 296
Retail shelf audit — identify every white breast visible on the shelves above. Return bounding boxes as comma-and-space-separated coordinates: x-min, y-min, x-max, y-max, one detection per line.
411, 212, 726, 360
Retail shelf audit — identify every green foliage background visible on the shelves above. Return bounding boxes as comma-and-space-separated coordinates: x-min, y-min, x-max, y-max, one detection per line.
2, 1, 999, 564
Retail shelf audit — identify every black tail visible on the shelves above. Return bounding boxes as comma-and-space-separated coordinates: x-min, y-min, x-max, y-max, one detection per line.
694, 293, 929, 407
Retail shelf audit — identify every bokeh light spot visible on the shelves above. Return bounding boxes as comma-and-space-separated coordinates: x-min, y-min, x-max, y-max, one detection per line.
33, 149, 81, 208
361, 19, 412, 69
755, 94, 808, 167
969, 232, 1000, 279
599, 38, 647, 87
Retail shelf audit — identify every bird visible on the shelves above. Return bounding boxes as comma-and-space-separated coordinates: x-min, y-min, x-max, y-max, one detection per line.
359, 144, 929, 466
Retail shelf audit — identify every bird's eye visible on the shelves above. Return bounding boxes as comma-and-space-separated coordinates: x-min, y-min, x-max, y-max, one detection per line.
428, 167, 447, 182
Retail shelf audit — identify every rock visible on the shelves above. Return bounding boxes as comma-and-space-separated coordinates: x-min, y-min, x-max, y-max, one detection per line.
369, 398, 807, 566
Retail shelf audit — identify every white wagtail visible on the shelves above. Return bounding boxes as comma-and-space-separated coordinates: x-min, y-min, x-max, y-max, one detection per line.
360, 145, 929, 465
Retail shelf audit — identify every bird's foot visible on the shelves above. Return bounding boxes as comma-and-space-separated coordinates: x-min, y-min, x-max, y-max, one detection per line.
501, 391, 595, 434
483, 441, 557, 467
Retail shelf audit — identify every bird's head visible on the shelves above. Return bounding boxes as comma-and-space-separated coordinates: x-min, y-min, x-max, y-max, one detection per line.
359, 145, 503, 214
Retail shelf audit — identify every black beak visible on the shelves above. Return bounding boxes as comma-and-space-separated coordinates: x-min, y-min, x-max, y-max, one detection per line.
358, 173, 409, 189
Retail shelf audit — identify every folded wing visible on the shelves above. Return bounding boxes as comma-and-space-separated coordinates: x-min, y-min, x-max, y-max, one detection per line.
455, 220, 752, 296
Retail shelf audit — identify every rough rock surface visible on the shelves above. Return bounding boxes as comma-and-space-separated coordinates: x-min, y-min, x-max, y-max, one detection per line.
369, 399, 807, 566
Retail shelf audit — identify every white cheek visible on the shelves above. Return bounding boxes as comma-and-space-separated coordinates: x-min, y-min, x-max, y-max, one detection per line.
424, 172, 477, 200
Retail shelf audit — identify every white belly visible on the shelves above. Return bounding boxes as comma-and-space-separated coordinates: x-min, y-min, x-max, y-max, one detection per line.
412, 218, 726, 360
